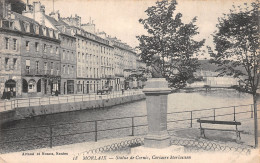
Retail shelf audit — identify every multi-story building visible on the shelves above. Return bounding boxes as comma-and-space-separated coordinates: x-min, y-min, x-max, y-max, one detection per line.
106, 36, 138, 89
22, 3, 77, 95
0, 4, 22, 97
62, 15, 115, 94
0, 0, 146, 98
0, 3, 61, 98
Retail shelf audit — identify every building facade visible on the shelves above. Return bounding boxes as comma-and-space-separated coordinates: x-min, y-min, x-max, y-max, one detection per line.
107, 37, 138, 90
0, 5, 61, 98
0, 1, 146, 98
62, 15, 115, 94
0, 19, 22, 98
22, 3, 77, 95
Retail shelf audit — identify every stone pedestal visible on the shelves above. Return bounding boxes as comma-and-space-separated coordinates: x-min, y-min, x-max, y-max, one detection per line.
142, 78, 172, 148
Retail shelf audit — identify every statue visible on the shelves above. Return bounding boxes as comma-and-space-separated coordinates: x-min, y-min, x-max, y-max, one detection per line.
150, 55, 163, 78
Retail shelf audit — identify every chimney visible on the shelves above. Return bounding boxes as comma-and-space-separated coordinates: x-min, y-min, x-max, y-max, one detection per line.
0, 0, 5, 19
1, 1, 11, 19
49, 10, 60, 21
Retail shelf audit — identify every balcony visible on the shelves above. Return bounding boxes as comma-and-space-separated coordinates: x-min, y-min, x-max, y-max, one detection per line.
23, 68, 61, 77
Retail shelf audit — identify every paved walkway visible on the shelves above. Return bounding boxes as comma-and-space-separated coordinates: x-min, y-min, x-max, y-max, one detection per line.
0, 134, 258, 163
0, 90, 143, 112
0, 136, 141, 163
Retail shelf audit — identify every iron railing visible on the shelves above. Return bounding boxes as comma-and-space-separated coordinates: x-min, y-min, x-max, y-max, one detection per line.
167, 103, 258, 129
0, 90, 144, 112
0, 103, 259, 153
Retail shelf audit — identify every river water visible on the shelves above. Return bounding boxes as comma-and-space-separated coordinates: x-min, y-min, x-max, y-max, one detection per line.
0, 89, 254, 153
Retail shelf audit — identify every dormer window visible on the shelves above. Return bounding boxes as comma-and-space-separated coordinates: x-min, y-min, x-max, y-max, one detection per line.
24, 22, 30, 32
54, 31, 58, 38
43, 27, 46, 36
9, 21, 14, 29
35, 25, 39, 34
49, 29, 53, 38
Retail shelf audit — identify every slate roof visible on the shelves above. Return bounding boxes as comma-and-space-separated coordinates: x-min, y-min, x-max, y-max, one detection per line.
0, 11, 59, 42
45, 15, 74, 37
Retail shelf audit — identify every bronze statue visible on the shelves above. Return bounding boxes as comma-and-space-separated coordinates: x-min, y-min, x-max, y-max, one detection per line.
151, 55, 163, 78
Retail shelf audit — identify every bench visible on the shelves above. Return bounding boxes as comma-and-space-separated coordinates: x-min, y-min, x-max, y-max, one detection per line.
197, 119, 242, 140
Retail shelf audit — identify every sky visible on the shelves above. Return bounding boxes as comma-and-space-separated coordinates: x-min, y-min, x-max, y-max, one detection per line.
22, 0, 250, 57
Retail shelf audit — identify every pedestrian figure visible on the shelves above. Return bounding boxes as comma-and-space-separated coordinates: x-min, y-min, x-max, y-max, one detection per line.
55, 90, 59, 96
1, 90, 6, 99
6, 91, 11, 100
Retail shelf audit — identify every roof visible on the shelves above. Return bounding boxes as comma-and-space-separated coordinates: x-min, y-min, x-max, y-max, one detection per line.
1, 12, 60, 42
45, 15, 74, 37
12, 12, 40, 25
45, 15, 68, 26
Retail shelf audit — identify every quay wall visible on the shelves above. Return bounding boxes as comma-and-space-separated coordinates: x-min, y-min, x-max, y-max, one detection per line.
4, 94, 146, 121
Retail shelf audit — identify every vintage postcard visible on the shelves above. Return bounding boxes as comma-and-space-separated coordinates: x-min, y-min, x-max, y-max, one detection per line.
0, 0, 259, 162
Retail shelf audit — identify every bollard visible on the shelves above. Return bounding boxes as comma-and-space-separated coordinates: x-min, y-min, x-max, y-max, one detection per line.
4, 101, 6, 110
213, 109, 216, 121
233, 106, 236, 121
251, 104, 253, 118
29, 98, 30, 107
50, 125, 53, 148
190, 111, 193, 128
95, 121, 98, 142
132, 117, 134, 136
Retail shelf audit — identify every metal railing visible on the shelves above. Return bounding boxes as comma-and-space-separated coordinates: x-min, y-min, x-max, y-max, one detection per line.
0, 103, 259, 153
0, 90, 144, 112
167, 103, 258, 129
22, 68, 61, 76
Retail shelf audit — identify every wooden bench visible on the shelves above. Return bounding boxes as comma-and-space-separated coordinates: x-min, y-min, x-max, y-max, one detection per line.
197, 119, 242, 140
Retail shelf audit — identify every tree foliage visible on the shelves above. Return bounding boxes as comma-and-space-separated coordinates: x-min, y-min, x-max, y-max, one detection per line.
10, 0, 25, 14
208, 1, 259, 95
137, 0, 205, 88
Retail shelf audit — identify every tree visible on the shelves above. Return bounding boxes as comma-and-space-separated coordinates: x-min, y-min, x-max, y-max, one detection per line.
137, 0, 205, 89
9, 0, 26, 14
207, 1, 259, 147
